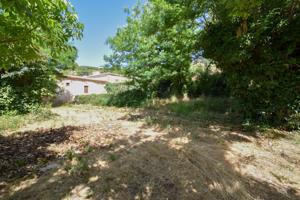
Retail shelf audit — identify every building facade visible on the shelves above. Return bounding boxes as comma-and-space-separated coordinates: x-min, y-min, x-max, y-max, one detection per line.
54, 73, 127, 105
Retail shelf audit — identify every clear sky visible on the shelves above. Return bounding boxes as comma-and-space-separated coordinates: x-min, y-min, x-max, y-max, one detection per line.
70, 0, 143, 67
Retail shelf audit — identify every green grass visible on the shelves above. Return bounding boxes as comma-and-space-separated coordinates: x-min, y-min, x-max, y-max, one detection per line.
0, 107, 56, 133
162, 97, 237, 123
74, 90, 147, 108
166, 97, 228, 114
74, 94, 111, 106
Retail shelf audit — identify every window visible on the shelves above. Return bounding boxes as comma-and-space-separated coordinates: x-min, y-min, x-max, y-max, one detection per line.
84, 85, 89, 94
66, 82, 70, 86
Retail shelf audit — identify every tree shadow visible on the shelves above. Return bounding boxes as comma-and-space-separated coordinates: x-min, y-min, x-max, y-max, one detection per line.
0, 126, 82, 182
3, 107, 300, 200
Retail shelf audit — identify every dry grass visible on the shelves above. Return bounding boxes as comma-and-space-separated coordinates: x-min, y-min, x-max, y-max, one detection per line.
0, 104, 299, 200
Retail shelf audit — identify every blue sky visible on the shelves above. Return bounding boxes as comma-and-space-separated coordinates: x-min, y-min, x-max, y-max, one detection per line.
70, 0, 143, 67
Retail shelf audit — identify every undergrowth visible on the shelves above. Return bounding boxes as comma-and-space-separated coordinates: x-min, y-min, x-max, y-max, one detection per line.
0, 107, 55, 133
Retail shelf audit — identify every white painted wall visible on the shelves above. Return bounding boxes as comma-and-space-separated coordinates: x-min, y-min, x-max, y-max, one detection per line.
53, 74, 128, 105
59, 79, 107, 96
53, 79, 107, 105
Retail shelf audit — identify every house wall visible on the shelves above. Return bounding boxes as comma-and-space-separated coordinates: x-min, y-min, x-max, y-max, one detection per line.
60, 79, 107, 96
53, 79, 107, 106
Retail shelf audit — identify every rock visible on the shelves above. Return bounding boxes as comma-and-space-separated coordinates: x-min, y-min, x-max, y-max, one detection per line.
40, 162, 60, 173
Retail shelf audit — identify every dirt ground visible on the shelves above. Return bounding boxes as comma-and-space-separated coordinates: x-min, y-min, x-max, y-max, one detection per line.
0, 105, 300, 200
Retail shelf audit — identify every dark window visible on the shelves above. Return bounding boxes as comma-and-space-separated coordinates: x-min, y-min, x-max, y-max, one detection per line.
84, 85, 89, 94
66, 82, 70, 86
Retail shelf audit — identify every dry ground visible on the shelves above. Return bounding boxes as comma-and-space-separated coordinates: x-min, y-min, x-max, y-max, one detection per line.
0, 105, 300, 200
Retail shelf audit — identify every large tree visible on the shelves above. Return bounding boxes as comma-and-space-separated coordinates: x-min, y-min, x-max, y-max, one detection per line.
106, 0, 199, 97
0, 0, 83, 114
0, 0, 83, 69
107, 0, 300, 125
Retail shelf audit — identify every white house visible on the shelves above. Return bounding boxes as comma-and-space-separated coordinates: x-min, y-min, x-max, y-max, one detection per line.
53, 73, 127, 105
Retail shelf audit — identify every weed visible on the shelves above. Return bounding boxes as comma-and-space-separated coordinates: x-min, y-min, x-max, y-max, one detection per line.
64, 148, 89, 175
109, 154, 118, 162
0, 107, 55, 132
145, 116, 156, 125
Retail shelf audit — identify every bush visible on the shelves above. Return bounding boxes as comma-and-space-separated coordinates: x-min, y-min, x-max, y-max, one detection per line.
0, 62, 57, 115
187, 69, 229, 98
74, 94, 110, 106
75, 83, 147, 107
287, 113, 300, 131
199, 0, 300, 127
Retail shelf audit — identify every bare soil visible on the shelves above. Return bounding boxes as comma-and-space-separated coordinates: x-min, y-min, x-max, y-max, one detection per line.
0, 105, 299, 200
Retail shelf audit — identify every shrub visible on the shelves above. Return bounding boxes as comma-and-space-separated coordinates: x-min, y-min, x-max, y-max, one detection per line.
74, 94, 110, 106
187, 69, 229, 98
199, 0, 300, 127
287, 113, 300, 131
75, 83, 147, 107
0, 62, 57, 115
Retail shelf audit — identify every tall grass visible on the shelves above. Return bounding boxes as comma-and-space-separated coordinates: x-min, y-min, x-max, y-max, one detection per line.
159, 97, 242, 125
0, 107, 55, 133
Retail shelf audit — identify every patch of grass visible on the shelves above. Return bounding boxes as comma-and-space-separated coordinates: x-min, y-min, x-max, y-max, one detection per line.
64, 148, 89, 175
74, 94, 111, 106
0, 107, 56, 133
109, 154, 118, 162
162, 97, 238, 125
165, 97, 229, 115
75, 91, 148, 108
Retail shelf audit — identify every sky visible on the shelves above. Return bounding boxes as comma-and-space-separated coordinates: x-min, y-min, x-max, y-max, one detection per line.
69, 0, 143, 67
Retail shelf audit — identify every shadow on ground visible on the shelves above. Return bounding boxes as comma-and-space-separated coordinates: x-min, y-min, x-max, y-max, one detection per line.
0, 126, 82, 182
2, 105, 300, 200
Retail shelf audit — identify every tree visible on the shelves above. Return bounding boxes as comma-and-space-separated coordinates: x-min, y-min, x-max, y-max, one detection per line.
0, 0, 83, 70
107, 0, 300, 126
106, 0, 199, 98
0, 0, 83, 114
199, 0, 300, 124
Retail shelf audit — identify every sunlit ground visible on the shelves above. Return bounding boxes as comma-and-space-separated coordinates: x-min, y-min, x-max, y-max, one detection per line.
1, 104, 300, 200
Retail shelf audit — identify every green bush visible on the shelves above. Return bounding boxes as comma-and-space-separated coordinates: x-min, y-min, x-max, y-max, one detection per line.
74, 94, 110, 106
75, 83, 147, 107
199, 0, 300, 127
187, 69, 229, 98
0, 62, 57, 115
287, 113, 300, 131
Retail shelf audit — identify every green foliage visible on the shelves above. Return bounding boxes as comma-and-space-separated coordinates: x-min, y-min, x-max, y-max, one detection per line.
65, 148, 89, 175
0, 0, 82, 114
197, 0, 300, 125
75, 83, 148, 108
150, 97, 241, 126
166, 97, 229, 116
105, 0, 300, 128
0, 0, 83, 69
287, 114, 300, 131
74, 94, 111, 106
0, 107, 54, 132
109, 154, 118, 162
0, 62, 58, 114
187, 66, 229, 98
106, 0, 199, 97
